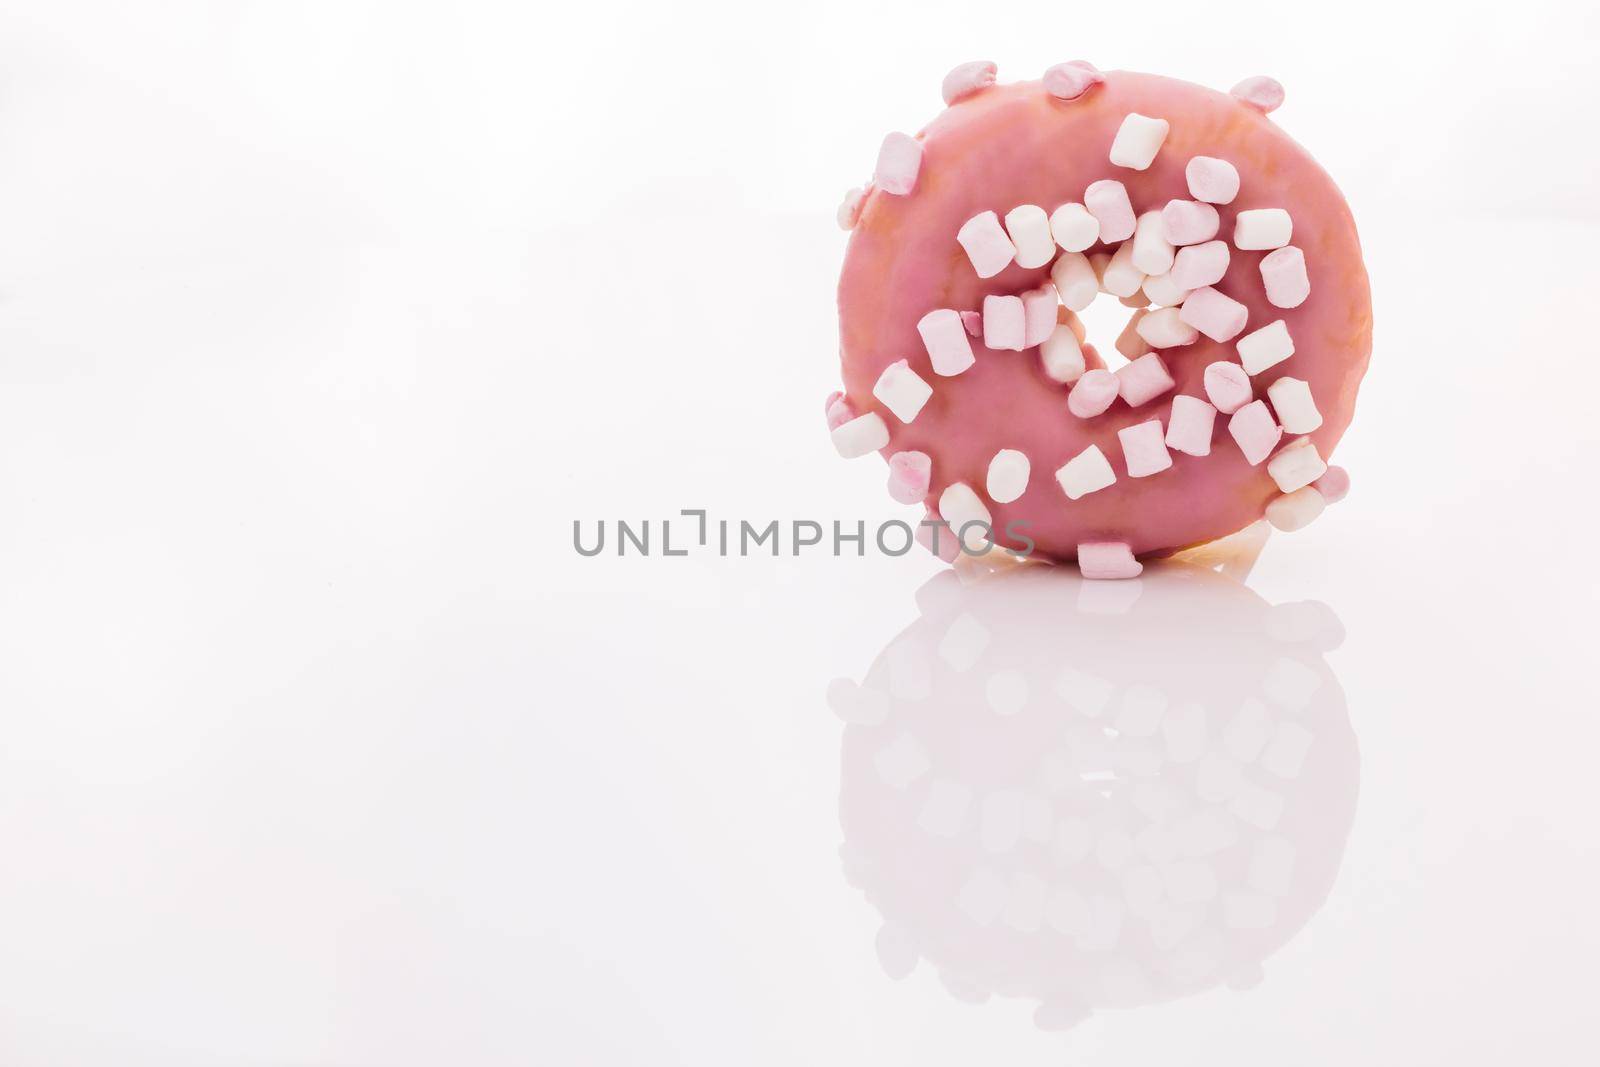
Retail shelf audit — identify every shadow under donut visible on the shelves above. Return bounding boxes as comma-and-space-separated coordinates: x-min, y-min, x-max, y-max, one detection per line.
829, 560, 1357, 1029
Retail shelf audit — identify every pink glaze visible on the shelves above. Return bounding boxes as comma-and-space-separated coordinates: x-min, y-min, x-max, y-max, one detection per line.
836, 72, 1372, 562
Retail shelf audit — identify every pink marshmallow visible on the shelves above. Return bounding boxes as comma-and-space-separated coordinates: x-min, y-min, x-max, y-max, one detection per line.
836, 186, 867, 230
824, 391, 855, 430
1314, 465, 1351, 504
1169, 240, 1230, 290
1203, 361, 1254, 414
873, 132, 922, 196
1118, 418, 1172, 478
1022, 284, 1059, 348
1260, 246, 1311, 308
1231, 75, 1285, 114
1161, 199, 1220, 246
917, 308, 976, 376
1068, 369, 1118, 418
916, 508, 961, 563
960, 310, 982, 336
1180, 285, 1249, 342
984, 294, 1026, 351
887, 451, 933, 504
1117, 352, 1176, 407
941, 61, 997, 105
1084, 179, 1136, 243
1185, 156, 1240, 205
1229, 400, 1282, 465
957, 210, 1017, 278
1043, 61, 1105, 101
1078, 541, 1143, 580
1166, 394, 1217, 457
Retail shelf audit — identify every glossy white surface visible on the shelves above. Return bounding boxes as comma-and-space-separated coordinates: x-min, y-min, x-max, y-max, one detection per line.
0, 1, 1597, 1063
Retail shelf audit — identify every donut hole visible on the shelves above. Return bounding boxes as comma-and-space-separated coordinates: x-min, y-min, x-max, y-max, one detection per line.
1076, 291, 1139, 371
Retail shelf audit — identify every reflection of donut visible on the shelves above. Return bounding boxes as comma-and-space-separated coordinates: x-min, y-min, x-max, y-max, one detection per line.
831, 563, 1358, 1028
828, 66, 1370, 570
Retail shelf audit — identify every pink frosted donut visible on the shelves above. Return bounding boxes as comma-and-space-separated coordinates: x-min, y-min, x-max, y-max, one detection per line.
831, 67, 1372, 567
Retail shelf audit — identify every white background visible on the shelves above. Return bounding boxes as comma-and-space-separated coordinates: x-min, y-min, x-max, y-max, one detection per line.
1, 1, 1597, 1063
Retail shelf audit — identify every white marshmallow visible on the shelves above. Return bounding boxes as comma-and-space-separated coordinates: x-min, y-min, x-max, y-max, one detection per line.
1266, 438, 1328, 493
1185, 156, 1240, 205
1051, 251, 1099, 311
1266, 377, 1323, 433
1004, 204, 1057, 269
1055, 444, 1116, 500
831, 412, 889, 458
1236, 319, 1296, 375
1265, 485, 1326, 531
1101, 240, 1145, 298
872, 359, 933, 424
986, 449, 1031, 503
957, 210, 1017, 277
1233, 208, 1293, 251
1108, 112, 1170, 170
1049, 202, 1100, 253
1135, 306, 1199, 348
1131, 211, 1176, 276
939, 482, 994, 552
1040, 323, 1086, 383
1142, 272, 1190, 307
1260, 245, 1311, 308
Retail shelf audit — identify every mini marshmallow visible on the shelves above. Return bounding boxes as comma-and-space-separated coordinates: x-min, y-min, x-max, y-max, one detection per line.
1109, 113, 1169, 170
916, 508, 961, 562
873, 359, 933, 423
1043, 61, 1105, 100
1228, 400, 1282, 465
1131, 211, 1176, 276
1118, 419, 1172, 477
939, 482, 994, 552
1049, 202, 1100, 252
1266, 376, 1322, 433
1116, 309, 1151, 361
1005, 204, 1057, 269
1203, 361, 1254, 414
1078, 542, 1142, 580
1314, 466, 1350, 504
941, 60, 997, 105
1169, 240, 1230, 290
1161, 200, 1220, 246
1040, 323, 1086, 383
1260, 246, 1310, 308
984, 294, 1026, 351
917, 308, 976, 376
1232, 75, 1285, 114
1084, 179, 1136, 243
960, 310, 982, 336
1101, 240, 1145, 298
832, 412, 890, 458
1266, 438, 1328, 493
1186, 156, 1240, 205
836, 186, 867, 230
987, 449, 1031, 503
1088, 251, 1111, 291
824, 391, 855, 430
1236, 319, 1295, 375
873, 132, 922, 196
1136, 306, 1199, 348
1021, 284, 1059, 347
1142, 272, 1191, 308
1068, 368, 1119, 417
1055, 444, 1116, 499
1166, 394, 1217, 456
887, 451, 932, 504
957, 210, 1017, 278
1051, 251, 1099, 311
1180, 285, 1249, 342
1117, 352, 1176, 407
1265, 486, 1326, 531
1234, 208, 1293, 251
